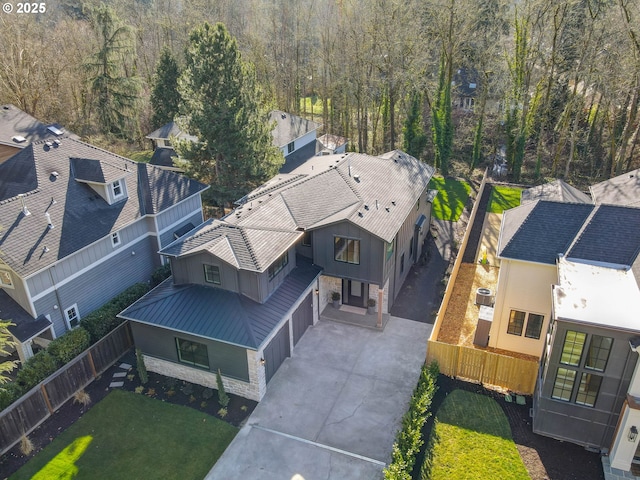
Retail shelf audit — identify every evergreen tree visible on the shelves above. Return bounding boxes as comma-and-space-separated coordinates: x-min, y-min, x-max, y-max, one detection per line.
177, 22, 283, 206
151, 47, 181, 129
85, 3, 141, 139
402, 91, 427, 160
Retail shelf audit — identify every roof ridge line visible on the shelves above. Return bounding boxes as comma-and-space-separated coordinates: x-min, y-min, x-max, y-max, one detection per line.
238, 226, 261, 270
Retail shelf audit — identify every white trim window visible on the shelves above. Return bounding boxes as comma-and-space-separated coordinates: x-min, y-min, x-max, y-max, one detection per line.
0, 269, 14, 289
64, 304, 80, 329
111, 179, 124, 199
111, 231, 121, 247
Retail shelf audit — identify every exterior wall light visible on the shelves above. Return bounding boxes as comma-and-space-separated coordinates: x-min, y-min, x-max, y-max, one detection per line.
629, 426, 638, 442
260, 358, 266, 366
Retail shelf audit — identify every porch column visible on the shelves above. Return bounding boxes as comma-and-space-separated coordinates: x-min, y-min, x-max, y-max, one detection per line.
14, 339, 34, 364
609, 396, 640, 470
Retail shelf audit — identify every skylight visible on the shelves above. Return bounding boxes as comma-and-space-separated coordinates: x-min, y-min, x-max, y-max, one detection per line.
47, 125, 64, 136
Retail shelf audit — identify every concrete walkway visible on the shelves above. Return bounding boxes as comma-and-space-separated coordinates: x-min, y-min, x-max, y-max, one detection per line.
206, 316, 432, 480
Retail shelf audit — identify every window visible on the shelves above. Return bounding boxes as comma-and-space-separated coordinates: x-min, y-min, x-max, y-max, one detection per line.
525, 313, 544, 339
575, 373, 602, 407
0, 270, 14, 289
111, 231, 121, 247
287, 141, 295, 154
585, 335, 613, 372
64, 304, 80, 329
552, 367, 576, 401
386, 239, 394, 261
334, 237, 360, 264
111, 179, 123, 198
507, 310, 526, 335
268, 251, 289, 280
560, 330, 586, 366
204, 264, 221, 285
400, 253, 405, 273
176, 338, 209, 368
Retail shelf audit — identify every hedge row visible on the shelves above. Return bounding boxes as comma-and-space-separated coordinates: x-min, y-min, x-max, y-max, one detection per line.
383, 361, 439, 480
0, 281, 152, 411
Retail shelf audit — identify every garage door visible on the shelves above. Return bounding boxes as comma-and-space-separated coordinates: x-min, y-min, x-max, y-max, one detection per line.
292, 291, 313, 347
263, 321, 291, 384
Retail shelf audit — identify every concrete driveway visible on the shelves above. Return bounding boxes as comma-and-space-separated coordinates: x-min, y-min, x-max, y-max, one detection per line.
206, 316, 432, 480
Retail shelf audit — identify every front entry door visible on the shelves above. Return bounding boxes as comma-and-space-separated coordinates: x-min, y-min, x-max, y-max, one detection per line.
343, 280, 366, 307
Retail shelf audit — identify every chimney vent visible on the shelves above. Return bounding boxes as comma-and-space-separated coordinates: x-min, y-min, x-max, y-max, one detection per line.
45, 212, 54, 228
18, 194, 31, 216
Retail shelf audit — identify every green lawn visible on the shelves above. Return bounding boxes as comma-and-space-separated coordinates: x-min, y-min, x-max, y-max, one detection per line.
128, 150, 154, 163
487, 185, 522, 213
421, 389, 530, 480
429, 176, 472, 221
11, 390, 238, 480
299, 96, 329, 117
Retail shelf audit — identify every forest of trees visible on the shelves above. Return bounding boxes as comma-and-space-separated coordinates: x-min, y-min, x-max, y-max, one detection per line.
1, 0, 640, 187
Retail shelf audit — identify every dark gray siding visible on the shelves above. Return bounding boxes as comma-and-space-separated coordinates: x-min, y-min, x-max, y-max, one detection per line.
171, 252, 239, 292
238, 270, 260, 302
131, 322, 249, 381
156, 195, 202, 232
533, 320, 634, 449
259, 246, 296, 302
33, 236, 158, 337
312, 222, 384, 284
264, 321, 291, 383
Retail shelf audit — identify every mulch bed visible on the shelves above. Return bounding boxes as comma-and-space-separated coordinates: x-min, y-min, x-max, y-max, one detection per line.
413, 375, 605, 480
0, 349, 256, 479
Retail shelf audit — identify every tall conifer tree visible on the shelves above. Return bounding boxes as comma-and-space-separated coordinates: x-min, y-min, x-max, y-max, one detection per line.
176, 22, 283, 206
151, 47, 181, 129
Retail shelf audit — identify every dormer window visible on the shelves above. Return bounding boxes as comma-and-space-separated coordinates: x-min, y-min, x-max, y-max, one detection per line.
112, 231, 121, 247
112, 180, 123, 198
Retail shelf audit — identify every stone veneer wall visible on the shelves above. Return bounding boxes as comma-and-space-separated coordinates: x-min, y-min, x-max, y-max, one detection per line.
144, 351, 264, 402
368, 279, 390, 313
319, 275, 342, 310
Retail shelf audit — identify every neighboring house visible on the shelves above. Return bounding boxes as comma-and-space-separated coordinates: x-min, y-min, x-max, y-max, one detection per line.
316, 133, 348, 156
0, 104, 79, 164
590, 167, 640, 207
145, 110, 322, 173
0, 138, 207, 363
120, 150, 435, 401
520, 179, 591, 204
488, 200, 595, 357
452, 68, 479, 112
533, 205, 640, 475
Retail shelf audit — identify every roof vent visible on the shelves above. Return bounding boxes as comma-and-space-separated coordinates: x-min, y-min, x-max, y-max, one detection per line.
364, 204, 369, 210
12, 135, 26, 143
51, 171, 59, 178
281, 113, 286, 119
45, 212, 54, 229
43, 246, 50, 253
44, 141, 53, 148
53, 139, 61, 146
385, 207, 390, 212
18, 194, 31, 216
358, 211, 363, 217
391, 201, 396, 206
353, 174, 360, 182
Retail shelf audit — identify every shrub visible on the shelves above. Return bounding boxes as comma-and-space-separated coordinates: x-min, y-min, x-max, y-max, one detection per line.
73, 389, 91, 406
181, 383, 193, 396
0, 383, 21, 410
151, 263, 172, 287
367, 298, 376, 307
47, 328, 90, 364
80, 282, 150, 343
383, 361, 439, 480
217, 407, 227, 418
15, 351, 59, 391
20, 435, 34, 455
202, 388, 214, 400
135, 386, 144, 394
331, 291, 340, 301
136, 349, 148, 385
216, 369, 229, 408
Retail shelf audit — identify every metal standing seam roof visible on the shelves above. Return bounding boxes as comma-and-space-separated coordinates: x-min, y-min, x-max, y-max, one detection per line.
0, 138, 207, 278
498, 200, 595, 265
119, 255, 322, 349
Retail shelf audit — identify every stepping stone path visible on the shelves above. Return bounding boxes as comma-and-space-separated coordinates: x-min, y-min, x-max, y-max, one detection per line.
109, 362, 132, 388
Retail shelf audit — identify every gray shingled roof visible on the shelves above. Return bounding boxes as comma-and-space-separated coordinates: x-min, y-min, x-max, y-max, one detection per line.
146, 121, 198, 143
0, 289, 51, 342
270, 110, 322, 148
590, 168, 640, 207
566, 205, 640, 267
232, 151, 434, 244
71, 157, 132, 184
160, 219, 302, 272
0, 104, 79, 147
0, 138, 207, 277
498, 201, 594, 264
150, 148, 178, 167
521, 179, 591, 204
119, 255, 322, 349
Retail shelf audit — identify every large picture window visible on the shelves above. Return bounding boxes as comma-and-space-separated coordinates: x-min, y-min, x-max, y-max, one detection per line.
552, 367, 576, 401
204, 264, 221, 285
576, 373, 602, 407
585, 335, 613, 372
334, 237, 360, 264
268, 251, 289, 280
560, 330, 586, 366
176, 338, 209, 369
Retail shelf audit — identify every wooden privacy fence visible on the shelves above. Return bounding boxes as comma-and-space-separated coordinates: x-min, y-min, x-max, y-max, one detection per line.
0, 322, 133, 455
427, 340, 538, 394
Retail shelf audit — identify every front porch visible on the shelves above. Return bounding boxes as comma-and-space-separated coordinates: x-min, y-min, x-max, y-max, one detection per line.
320, 303, 390, 330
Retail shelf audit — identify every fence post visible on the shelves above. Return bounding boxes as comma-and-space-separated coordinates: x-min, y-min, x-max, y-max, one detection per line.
87, 351, 98, 378
40, 384, 54, 415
